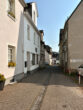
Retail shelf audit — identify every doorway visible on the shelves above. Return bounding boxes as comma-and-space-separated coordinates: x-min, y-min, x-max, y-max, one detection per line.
27, 52, 30, 72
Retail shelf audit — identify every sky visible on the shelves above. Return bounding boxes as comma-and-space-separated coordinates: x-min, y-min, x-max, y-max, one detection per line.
25, 0, 81, 52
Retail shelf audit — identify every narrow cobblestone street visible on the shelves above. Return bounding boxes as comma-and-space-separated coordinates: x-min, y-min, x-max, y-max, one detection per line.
0, 66, 83, 110
40, 66, 83, 110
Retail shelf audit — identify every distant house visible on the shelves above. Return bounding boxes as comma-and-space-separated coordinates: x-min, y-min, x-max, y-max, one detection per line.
39, 30, 45, 67
23, 2, 41, 73
45, 45, 52, 65
59, 1, 83, 73
52, 52, 59, 65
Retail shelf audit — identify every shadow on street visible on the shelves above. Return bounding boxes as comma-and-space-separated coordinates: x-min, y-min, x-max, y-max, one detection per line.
20, 65, 82, 88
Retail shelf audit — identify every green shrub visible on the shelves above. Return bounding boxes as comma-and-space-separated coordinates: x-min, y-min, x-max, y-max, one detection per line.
8, 11, 15, 18
8, 62, 16, 67
0, 74, 6, 82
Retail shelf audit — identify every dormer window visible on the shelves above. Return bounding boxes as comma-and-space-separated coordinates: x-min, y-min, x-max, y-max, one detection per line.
8, 0, 15, 18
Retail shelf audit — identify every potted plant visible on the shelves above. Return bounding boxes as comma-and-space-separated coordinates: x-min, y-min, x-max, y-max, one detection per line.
0, 74, 6, 90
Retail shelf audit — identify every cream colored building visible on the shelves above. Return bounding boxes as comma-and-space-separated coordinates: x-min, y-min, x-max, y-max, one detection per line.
0, 0, 25, 85
59, 1, 83, 73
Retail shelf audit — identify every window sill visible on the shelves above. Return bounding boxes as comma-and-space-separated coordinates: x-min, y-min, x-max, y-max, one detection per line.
32, 64, 39, 66
7, 13, 16, 22
8, 66, 15, 68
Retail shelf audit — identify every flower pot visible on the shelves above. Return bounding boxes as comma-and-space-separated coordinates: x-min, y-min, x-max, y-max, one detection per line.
0, 81, 5, 91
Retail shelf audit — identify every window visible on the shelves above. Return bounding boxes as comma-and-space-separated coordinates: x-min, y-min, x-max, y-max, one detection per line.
8, 0, 15, 18
32, 54, 35, 65
37, 55, 38, 64
35, 48, 37, 53
8, 45, 15, 63
25, 61, 27, 67
27, 25, 30, 40
8, 47, 13, 62
35, 54, 38, 65
34, 32, 36, 44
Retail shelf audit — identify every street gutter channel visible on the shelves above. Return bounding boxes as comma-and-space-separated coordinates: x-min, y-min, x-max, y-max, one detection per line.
30, 72, 51, 110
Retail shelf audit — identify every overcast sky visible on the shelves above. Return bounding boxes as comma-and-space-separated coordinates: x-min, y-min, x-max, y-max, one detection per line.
25, 0, 81, 52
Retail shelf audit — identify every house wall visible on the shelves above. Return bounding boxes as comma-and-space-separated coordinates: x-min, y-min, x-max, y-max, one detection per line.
31, 3, 37, 26
24, 16, 40, 73
52, 58, 56, 65
45, 50, 49, 64
49, 54, 52, 65
40, 42, 45, 67
59, 43, 63, 66
0, 0, 24, 84
68, 2, 83, 69
45, 50, 52, 65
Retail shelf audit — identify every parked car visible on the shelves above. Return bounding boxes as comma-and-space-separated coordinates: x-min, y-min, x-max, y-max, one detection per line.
78, 64, 83, 76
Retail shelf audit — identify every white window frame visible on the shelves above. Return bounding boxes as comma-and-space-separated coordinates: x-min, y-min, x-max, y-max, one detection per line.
7, 0, 15, 18
8, 45, 15, 63
8, 47, 13, 62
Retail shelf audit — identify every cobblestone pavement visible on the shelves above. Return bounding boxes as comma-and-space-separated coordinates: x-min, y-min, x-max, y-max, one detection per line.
0, 67, 51, 110
40, 66, 83, 110
0, 66, 83, 110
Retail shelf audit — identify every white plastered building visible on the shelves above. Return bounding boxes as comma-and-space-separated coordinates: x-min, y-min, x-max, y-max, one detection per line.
0, 0, 26, 85
23, 2, 41, 73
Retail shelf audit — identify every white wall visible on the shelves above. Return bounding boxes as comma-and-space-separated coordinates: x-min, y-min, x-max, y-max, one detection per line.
24, 16, 40, 73
49, 54, 52, 65
0, 0, 24, 79
45, 50, 52, 65
32, 3, 38, 26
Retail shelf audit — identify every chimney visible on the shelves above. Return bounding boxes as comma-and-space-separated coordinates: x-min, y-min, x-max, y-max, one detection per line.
39, 30, 44, 41
24, 3, 32, 18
